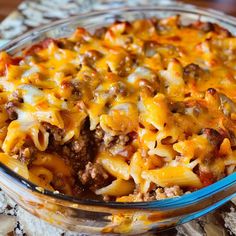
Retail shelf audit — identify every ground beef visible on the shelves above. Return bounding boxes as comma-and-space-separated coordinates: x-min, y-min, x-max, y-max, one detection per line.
94, 125, 130, 148
183, 63, 203, 80
5, 101, 18, 120
5, 91, 23, 121
43, 119, 95, 174
70, 81, 82, 98
62, 126, 94, 173
105, 134, 130, 148
93, 125, 133, 156
71, 139, 86, 153
93, 27, 107, 39
206, 87, 217, 95
57, 38, 75, 50
169, 101, 186, 114
43, 121, 131, 195
43, 123, 64, 142
132, 185, 184, 201
142, 186, 184, 201
93, 125, 104, 143
155, 186, 183, 199
78, 162, 110, 191
199, 170, 215, 187
80, 50, 103, 68
201, 128, 226, 147
17, 145, 36, 165
42, 123, 64, 151
43, 120, 108, 195
141, 192, 155, 201
116, 54, 135, 77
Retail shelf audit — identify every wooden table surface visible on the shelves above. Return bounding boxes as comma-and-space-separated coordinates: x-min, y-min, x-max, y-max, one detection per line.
0, 0, 22, 21
0, 0, 236, 21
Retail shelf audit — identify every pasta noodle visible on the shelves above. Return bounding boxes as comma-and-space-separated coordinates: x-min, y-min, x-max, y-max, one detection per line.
95, 179, 135, 197
0, 153, 29, 179
142, 166, 202, 188
97, 152, 130, 180
29, 166, 54, 184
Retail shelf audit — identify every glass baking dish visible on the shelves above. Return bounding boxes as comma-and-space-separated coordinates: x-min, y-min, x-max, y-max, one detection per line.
1, 4, 236, 235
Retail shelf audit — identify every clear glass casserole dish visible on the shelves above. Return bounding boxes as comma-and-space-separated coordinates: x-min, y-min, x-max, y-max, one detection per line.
1, 4, 236, 235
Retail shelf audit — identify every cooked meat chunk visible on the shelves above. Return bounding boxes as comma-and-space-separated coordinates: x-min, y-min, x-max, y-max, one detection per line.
43, 119, 95, 174
62, 126, 94, 172
161, 186, 184, 198
108, 135, 131, 156
183, 63, 203, 80
206, 87, 217, 95
109, 53, 135, 77
94, 124, 105, 142
141, 192, 155, 201
43, 120, 106, 194
57, 38, 75, 50
93, 27, 107, 39
5, 101, 18, 120
17, 145, 36, 165
43, 123, 64, 150
71, 139, 86, 153
154, 186, 183, 200
44, 123, 64, 142
134, 186, 184, 201
106, 134, 130, 148
78, 162, 110, 191
5, 92, 23, 121
109, 82, 128, 97
71, 80, 82, 98
93, 125, 133, 156
94, 125, 130, 147
80, 50, 103, 67
169, 101, 185, 114
201, 128, 226, 147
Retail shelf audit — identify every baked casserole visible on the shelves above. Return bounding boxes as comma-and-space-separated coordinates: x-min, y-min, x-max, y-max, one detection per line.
1, 15, 236, 202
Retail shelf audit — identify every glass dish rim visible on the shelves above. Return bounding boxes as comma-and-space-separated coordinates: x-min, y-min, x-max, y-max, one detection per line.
1, 4, 236, 209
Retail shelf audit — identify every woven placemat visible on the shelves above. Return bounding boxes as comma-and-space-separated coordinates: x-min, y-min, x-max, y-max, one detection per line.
0, 0, 236, 235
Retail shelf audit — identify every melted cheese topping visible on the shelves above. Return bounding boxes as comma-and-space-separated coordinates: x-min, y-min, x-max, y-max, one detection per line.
1, 16, 236, 200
